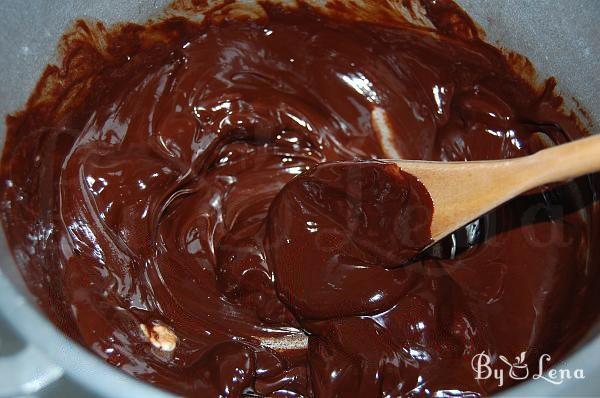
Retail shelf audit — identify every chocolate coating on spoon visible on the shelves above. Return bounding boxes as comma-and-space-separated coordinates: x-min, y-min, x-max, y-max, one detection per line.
1, 1, 599, 396
267, 161, 433, 320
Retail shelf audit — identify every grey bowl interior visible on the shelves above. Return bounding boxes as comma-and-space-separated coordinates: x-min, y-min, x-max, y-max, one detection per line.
0, 1, 598, 397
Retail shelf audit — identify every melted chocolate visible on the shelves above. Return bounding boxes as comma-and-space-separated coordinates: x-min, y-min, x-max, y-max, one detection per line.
1, 1, 599, 397
267, 161, 434, 320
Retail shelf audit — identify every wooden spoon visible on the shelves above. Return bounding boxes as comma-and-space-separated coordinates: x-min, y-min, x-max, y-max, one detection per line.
390, 134, 600, 243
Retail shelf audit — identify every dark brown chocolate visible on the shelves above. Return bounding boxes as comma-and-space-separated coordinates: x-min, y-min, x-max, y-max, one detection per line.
1, 1, 599, 397
267, 161, 434, 320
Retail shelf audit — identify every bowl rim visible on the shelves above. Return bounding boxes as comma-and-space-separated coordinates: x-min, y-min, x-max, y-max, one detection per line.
0, 227, 173, 397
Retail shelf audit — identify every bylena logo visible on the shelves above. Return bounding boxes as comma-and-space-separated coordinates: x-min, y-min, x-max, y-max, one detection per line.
471, 351, 585, 387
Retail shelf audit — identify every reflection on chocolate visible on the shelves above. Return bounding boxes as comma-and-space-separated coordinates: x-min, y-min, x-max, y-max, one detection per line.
1, 1, 599, 397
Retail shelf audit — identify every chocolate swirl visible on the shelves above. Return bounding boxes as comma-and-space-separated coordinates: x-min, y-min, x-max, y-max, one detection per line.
1, 1, 598, 396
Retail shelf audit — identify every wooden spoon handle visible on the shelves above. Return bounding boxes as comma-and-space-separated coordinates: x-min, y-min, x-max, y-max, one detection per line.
522, 134, 600, 189
393, 134, 600, 242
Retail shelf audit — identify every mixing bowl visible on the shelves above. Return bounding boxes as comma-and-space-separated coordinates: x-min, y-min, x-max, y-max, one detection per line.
0, 1, 598, 396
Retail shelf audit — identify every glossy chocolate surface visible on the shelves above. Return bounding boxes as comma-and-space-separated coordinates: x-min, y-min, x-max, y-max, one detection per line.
1, 1, 599, 396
